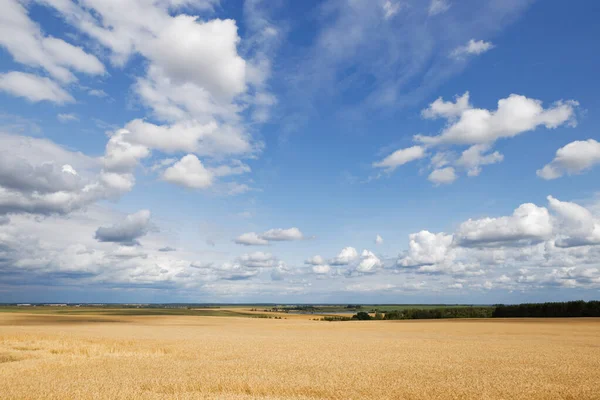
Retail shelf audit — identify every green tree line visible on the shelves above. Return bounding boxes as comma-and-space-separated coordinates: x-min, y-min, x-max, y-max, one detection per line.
492, 300, 600, 318
343, 301, 600, 321
383, 307, 493, 320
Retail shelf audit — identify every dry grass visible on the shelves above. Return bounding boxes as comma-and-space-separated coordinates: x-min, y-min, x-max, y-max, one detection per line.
1, 313, 599, 399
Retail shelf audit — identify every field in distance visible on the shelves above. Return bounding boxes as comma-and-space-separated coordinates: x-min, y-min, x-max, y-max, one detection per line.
0, 303, 490, 319
1, 311, 599, 399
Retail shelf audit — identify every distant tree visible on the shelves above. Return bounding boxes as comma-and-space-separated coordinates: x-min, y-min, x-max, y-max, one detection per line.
374, 312, 384, 320
353, 311, 372, 320
322, 316, 352, 322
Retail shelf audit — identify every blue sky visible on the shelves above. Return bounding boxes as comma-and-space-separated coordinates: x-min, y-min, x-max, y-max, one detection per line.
0, 0, 599, 303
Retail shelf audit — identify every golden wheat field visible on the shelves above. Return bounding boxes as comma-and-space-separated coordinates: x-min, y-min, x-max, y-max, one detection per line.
1, 313, 599, 400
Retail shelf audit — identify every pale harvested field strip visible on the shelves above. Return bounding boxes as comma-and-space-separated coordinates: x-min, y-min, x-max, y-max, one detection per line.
1, 314, 599, 399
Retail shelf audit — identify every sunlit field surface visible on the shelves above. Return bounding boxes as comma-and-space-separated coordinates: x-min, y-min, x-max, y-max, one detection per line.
1, 313, 599, 399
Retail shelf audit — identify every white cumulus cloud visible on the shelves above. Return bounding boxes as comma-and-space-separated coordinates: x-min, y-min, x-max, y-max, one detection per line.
0, 72, 74, 104
451, 39, 494, 58
331, 246, 359, 265
356, 249, 382, 273
235, 232, 269, 246
373, 146, 426, 172
548, 196, 600, 248
95, 210, 152, 246
162, 154, 213, 189
0, 0, 104, 83
400, 231, 454, 267
457, 144, 504, 177
261, 227, 304, 241
454, 203, 553, 248
237, 252, 277, 268
428, 167, 457, 185
235, 227, 306, 246
375, 92, 579, 185
416, 93, 577, 146
537, 139, 600, 180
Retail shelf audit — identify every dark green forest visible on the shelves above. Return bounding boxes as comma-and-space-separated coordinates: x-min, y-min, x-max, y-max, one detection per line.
347, 301, 600, 321
492, 300, 600, 318
383, 306, 493, 320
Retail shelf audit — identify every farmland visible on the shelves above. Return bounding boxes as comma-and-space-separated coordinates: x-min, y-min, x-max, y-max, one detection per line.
1, 311, 599, 399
